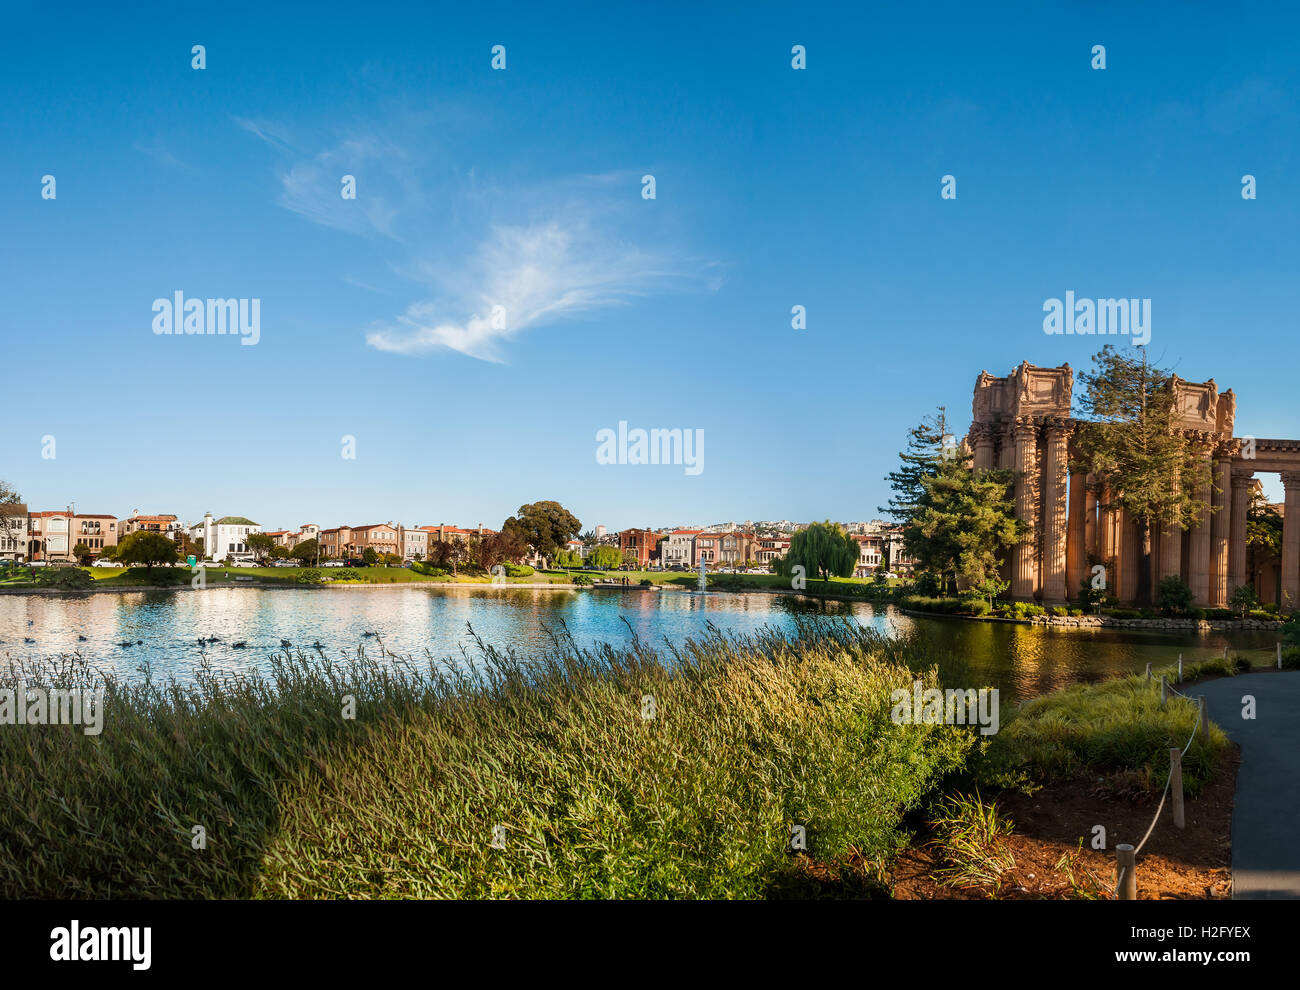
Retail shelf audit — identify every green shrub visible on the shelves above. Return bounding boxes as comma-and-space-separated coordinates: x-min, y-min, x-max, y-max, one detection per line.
1284, 616, 1300, 646
1102, 608, 1141, 620
35, 566, 93, 590
294, 568, 323, 584
571, 573, 593, 586
1050, 606, 1069, 617
411, 562, 450, 578
1281, 647, 1300, 670
913, 571, 942, 597
1156, 575, 1194, 616
504, 564, 534, 578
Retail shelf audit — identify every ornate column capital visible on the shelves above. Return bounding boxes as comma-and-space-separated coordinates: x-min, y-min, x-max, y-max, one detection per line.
1231, 472, 1255, 492
1282, 471, 1300, 490
1044, 415, 1073, 437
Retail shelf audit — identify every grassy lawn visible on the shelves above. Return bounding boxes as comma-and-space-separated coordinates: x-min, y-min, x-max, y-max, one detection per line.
562, 569, 895, 594
1, 564, 896, 596
83, 565, 564, 587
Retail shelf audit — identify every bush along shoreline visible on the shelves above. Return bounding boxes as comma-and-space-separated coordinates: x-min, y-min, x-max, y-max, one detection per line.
0, 621, 1236, 898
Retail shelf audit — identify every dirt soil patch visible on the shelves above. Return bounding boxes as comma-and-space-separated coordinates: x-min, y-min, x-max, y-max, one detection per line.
889, 746, 1239, 899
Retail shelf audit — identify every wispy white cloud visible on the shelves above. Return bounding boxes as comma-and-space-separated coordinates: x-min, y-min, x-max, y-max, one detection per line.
133, 140, 186, 168
277, 137, 407, 240
232, 116, 299, 154
241, 118, 712, 361
366, 219, 683, 362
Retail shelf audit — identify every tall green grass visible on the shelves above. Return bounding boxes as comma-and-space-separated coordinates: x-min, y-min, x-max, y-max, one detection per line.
976, 671, 1230, 796
0, 622, 974, 898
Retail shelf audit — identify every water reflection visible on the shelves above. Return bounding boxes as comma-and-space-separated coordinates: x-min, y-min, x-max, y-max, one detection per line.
0, 586, 1283, 702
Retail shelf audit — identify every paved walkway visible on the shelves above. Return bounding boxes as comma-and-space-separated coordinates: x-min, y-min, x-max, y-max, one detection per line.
1195, 671, 1300, 899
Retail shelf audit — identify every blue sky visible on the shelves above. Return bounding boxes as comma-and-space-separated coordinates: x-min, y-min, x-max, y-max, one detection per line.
2, 1, 1297, 532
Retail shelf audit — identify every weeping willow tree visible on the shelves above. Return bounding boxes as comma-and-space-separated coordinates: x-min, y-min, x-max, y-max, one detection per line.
773, 521, 859, 581
1071, 346, 1216, 608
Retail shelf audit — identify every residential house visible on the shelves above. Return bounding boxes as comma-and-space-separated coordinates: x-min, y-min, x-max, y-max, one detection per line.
660, 530, 700, 569
851, 533, 885, 577
398, 525, 428, 562
420, 523, 498, 544
29, 510, 119, 562
350, 523, 401, 560
753, 535, 791, 566
618, 527, 661, 568
0, 502, 27, 561
27, 511, 71, 562
121, 512, 181, 540
189, 513, 261, 564
263, 530, 299, 549
75, 514, 119, 558
319, 526, 353, 561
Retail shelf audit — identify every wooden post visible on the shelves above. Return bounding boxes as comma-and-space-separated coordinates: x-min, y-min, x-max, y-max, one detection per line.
1279, 642, 1284, 670
1116, 844, 1137, 900
1178, 654, 1183, 683
1145, 662, 1152, 681
1199, 695, 1208, 739
1170, 748, 1185, 829
1160, 674, 1167, 708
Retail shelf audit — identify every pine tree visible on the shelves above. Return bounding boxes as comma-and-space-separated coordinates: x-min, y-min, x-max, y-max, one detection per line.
880, 407, 950, 524
1071, 345, 1216, 608
904, 458, 1021, 589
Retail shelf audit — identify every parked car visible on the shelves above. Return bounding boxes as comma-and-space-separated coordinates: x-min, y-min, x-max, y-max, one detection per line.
322, 561, 345, 567
92, 559, 123, 568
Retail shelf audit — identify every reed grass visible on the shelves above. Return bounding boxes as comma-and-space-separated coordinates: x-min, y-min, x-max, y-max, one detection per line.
0, 621, 974, 898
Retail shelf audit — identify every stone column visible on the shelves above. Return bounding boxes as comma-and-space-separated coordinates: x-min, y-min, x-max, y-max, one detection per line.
1012, 420, 1039, 600
1067, 469, 1087, 601
1120, 508, 1139, 604
1281, 472, 1300, 612
1158, 467, 1182, 586
1188, 457, 1213, 606
1042, 425, 1069, 603
997, 425, 1015, 470
972, 425, 995, 471
1098, 487, 1116, 597
997, 426, 1014, 586
1084, 476, 1097, 562
1230, 472, 1252, 596
1210, 457, 1231, 608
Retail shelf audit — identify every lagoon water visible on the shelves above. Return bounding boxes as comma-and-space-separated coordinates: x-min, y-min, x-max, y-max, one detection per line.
0, 585, 1283, 702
